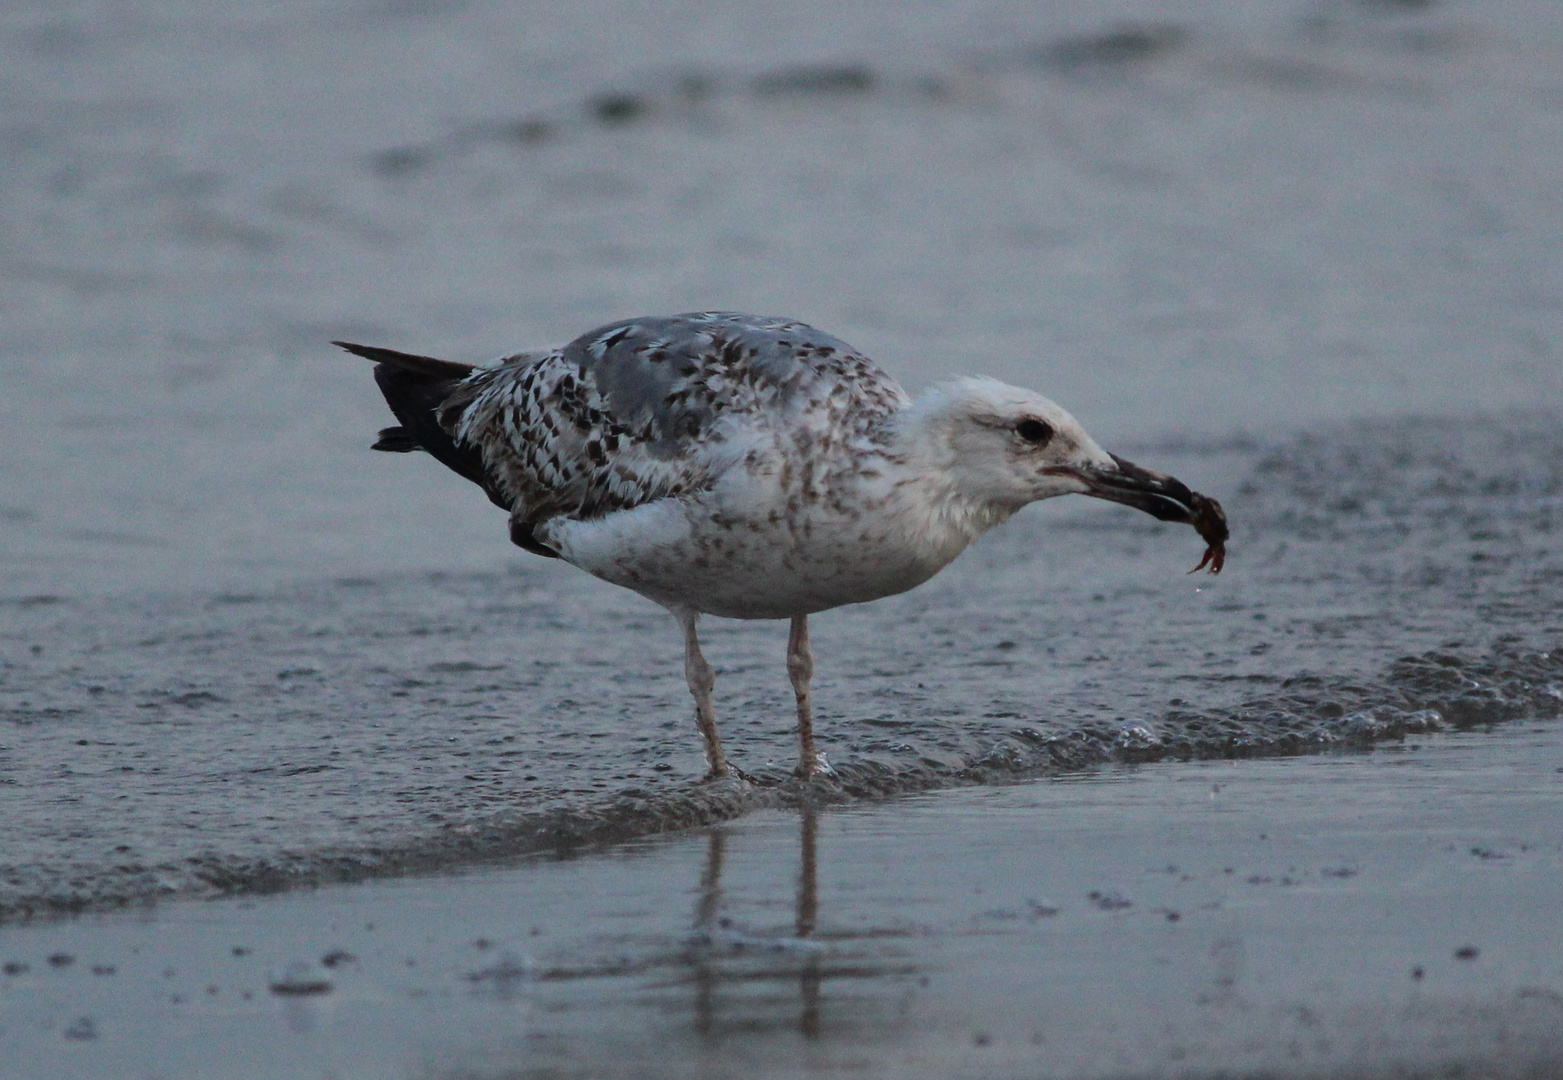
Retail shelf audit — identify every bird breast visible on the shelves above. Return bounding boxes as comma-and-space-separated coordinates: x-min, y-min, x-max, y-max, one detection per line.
543, 440, 977, 620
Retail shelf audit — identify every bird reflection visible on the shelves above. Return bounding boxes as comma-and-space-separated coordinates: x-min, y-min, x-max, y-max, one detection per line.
687, 807, 826, 1039
478, 807, 920, 1046
796, 807, 821, 1038
691, 826, 725, 1034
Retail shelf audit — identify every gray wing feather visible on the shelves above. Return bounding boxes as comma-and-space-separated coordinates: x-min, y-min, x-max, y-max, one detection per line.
441, 313, 908, 524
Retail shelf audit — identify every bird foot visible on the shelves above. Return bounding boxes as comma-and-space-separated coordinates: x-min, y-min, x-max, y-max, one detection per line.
702, 764, 759, 785
794, 751, 835, 780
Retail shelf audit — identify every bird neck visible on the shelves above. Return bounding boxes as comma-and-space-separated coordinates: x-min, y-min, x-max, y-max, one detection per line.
879, 400, 1020, 549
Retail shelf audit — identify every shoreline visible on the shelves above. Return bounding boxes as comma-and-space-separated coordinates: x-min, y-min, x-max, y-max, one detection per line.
2, 637, 1559, 926
4, 725, 1561, 1079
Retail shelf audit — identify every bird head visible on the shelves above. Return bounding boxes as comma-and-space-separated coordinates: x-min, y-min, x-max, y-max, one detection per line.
905, 377, 1227, 570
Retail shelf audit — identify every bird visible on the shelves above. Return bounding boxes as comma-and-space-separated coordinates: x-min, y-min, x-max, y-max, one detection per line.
338, 312, 1226, 781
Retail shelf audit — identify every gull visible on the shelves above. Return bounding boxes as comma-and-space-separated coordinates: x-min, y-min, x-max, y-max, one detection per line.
337, 312, 1226, 780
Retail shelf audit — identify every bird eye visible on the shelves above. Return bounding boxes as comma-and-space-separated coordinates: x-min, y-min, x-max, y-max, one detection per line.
1015, 418, 1054, 446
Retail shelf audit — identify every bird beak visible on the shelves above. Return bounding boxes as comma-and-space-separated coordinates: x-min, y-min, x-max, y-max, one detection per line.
1044, 454, 1229, 573
1067, 454, 1203, 523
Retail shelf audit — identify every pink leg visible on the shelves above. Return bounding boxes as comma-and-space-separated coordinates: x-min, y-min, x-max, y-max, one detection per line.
788, 615, 828, 777
679, 611, 729, 779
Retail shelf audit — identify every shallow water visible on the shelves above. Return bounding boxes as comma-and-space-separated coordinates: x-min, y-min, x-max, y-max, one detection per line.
3, 725, 1562, 1079
3, 413, 1561, 915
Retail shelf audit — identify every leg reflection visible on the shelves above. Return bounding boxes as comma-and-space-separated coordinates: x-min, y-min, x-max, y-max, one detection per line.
797, 805, 822, 1039
692, 828, 725, 1036
686, 810, 828, 1040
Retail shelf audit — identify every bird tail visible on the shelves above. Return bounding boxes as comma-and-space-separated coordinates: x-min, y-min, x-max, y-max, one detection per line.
333, 340, 496, 494
337, 340, 559, 559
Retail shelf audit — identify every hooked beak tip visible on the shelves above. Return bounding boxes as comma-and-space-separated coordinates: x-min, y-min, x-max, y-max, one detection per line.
1069, 455, 1229, 574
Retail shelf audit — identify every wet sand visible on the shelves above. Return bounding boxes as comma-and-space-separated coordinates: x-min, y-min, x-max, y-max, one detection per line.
4, 725, 1562, 1079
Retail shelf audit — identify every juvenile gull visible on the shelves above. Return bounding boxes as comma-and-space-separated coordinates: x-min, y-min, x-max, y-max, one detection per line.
338, 312, 1226, 780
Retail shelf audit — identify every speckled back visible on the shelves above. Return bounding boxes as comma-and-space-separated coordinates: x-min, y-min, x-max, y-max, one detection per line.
441, 312, 909, 525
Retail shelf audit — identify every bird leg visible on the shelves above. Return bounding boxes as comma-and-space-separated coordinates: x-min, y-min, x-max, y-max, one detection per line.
680, 611, 729, 779
788, 615, 830, 777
